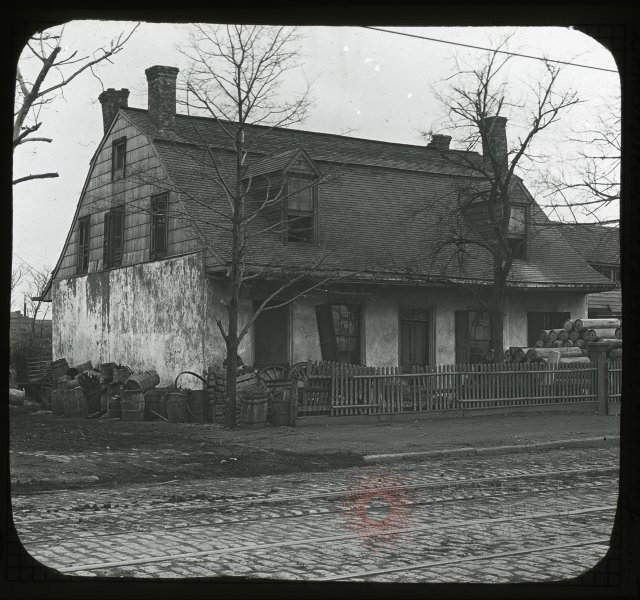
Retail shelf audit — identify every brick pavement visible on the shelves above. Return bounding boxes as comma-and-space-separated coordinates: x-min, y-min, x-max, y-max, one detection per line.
12, 447, 619, 582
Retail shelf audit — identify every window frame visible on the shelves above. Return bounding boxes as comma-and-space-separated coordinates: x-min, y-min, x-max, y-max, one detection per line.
526, 311, 571, 347
77, 216, 91, 275
150, 193, 169, 260
316, 303, 361, 365
283, 174, 318, 244
103, 205, 125, 269
111, 137, 127, 180
506, 203, 528, 259
455, 310, 492, 364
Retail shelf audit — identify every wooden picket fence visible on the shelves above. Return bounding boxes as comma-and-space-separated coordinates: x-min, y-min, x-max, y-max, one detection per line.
297, 360, 605, 417
608, 359, 622, 404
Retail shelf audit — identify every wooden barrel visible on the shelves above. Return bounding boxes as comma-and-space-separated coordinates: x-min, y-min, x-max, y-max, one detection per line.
112, 366, 132, 384
563, 319, 574, 332
268, 385, 295, 426
53, 386, 66, 415
574, 318, 621, 331
145, 388, 168, 421
121, 392, 145, 422
188, 390, 206, 423
557, 329, 569, 342
106, 397, 122, 419
50, 358, 69, 380
238, 389, 268, 428
85, 389, 102, 415
125, 370, 160, 393
166, 390, 189, 423
63, 387, 86, 417
72, 361, 93, 375
67, 378, 81, 389
236, 371, 259, 391
99, 362, 118, 380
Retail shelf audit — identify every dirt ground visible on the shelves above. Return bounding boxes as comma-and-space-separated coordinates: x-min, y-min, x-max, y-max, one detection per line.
10, 403, 619, 495
9, 406, 363, 494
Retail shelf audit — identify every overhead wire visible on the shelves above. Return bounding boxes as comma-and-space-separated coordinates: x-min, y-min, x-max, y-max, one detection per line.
361, 26, 618, 74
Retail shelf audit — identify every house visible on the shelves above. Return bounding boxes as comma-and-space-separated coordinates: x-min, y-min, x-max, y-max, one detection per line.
41, 65, 615, 384
555, 223, 621, 319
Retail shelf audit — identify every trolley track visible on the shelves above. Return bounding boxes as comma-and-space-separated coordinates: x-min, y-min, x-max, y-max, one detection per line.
18, 469, 618, 546
55, 505, 615, 575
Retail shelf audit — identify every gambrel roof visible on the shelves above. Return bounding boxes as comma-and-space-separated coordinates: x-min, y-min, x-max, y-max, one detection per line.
121, 107, 614, 291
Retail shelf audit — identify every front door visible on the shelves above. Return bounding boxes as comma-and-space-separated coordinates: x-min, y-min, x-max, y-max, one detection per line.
253, 302, 289, 368
400, 308, 430, 372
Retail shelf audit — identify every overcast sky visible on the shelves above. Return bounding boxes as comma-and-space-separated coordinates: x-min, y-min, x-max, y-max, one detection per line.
12, 22, 620, 308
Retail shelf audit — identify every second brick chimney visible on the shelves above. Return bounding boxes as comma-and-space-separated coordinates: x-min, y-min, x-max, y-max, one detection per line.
98, 88, 129, 134
145, 65, 179, 130
482, 116, 508, 174
427, 134, 452, 151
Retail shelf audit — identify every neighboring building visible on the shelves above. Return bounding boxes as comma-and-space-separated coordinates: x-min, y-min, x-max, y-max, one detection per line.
9, 310, 52, 384
42, 66, 614, 384
556, 223, 621, 319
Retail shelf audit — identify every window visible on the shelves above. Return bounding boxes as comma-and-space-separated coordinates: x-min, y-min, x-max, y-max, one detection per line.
77, 216, 91, 274
150, 193, 168, 259
591, 264, 620, 282
316, 304, 361, 364
112, 137, 127, 180
103, 206, 124, 269
455, 311, 491, 364
526, 312, 570, 346
285, 176, 316, 243
507, 205, 527, 259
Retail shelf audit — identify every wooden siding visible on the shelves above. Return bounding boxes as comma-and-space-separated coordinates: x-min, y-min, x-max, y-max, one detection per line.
54, 117, 204, 282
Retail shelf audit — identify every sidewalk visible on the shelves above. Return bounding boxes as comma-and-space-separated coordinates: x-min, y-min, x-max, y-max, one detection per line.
9, 408, 620, 492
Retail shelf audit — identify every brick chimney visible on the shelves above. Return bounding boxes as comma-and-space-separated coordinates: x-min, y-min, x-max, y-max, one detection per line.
98, 88, 129, 134
482, 116, 508, 174
145, 65, 179, 130
427, 134, 452, 151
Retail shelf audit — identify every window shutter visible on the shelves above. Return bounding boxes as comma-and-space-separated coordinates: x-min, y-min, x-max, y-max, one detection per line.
103, 212, 112, 268
454, 311, 469, 364
315, 304, 338, 362
112, 209, 124, 267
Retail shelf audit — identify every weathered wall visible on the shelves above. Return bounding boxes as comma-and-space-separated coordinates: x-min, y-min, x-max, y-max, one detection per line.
52, 253, 207, 385
274, 286, 589, 367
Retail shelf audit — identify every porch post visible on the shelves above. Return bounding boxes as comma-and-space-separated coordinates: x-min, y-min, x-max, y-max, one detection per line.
588, 342, 609, 416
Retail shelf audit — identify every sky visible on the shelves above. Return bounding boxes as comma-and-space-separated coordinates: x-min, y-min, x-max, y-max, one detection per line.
12, 22, 620, 310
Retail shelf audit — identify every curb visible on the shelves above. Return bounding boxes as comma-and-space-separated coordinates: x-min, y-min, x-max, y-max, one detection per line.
363, 435, 620, 464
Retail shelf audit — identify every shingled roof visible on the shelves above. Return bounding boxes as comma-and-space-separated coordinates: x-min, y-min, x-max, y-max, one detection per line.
122, 108, 614, 291
555, 222, 620, 265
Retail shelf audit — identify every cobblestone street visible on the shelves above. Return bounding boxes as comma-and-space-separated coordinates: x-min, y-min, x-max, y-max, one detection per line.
12, 446, 618, 582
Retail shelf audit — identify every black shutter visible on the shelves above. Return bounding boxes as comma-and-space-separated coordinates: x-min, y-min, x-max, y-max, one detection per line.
103, 211, 112, 268
315, 304, 338, 362
112, 209, 124, 267
455, 311, 469, 364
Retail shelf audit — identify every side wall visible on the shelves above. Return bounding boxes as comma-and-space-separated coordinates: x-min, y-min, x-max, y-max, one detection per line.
52, 253, 207, 385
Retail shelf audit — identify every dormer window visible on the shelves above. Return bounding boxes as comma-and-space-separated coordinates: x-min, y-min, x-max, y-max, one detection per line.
112, 137, 127, 180
507, 204, 527, 259
285, 176, 317, 243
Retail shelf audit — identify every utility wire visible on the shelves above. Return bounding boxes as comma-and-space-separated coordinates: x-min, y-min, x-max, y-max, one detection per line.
361, 26, 618, 74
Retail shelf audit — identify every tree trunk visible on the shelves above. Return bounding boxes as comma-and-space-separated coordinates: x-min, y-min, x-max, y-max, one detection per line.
490, 262, 507, 355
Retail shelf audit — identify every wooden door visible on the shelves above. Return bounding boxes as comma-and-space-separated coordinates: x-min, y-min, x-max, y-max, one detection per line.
253, 303, 289, 368
400, 308, 430, 372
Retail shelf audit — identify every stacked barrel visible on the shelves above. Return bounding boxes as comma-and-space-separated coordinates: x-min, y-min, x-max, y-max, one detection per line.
504, 317, 622, 364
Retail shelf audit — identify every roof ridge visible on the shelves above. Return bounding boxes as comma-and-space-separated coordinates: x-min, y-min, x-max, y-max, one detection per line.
121, 106, 480, 156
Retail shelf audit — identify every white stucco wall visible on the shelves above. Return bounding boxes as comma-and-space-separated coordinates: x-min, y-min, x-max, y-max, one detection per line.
283, 285, 590, 367
52, 253, 208, 385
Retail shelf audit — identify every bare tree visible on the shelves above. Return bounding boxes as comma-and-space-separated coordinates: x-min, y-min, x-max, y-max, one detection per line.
177, 25, 339, 428
542, 101, 620, 225
11, 261, 31, 309
14, 23, 139, 185
426, 41, 580, 356
24, 265, 53, 337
